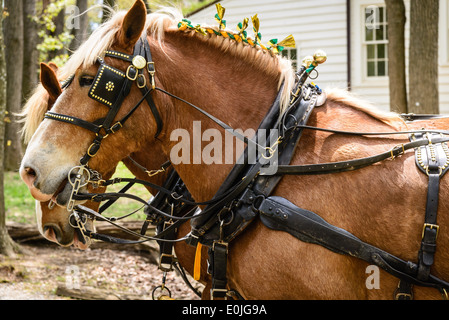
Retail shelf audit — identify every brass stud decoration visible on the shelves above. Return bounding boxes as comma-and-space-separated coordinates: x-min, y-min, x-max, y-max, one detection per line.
105, 81, 115, 92
132, 55, 147, 70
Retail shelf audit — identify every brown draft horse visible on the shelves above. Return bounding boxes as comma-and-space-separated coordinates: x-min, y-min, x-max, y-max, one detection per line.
22, 65, 211, 293
19, 1, 449, 299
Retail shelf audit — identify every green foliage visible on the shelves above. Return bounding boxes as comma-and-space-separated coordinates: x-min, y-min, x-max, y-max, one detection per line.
32, 0, 215, 66
34, 0, 74, 66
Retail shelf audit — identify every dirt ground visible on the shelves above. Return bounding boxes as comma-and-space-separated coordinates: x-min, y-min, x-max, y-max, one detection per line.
0, 242, 203, 300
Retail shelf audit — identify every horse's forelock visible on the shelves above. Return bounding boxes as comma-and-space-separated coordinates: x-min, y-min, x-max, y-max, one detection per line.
19, 85, 50, 144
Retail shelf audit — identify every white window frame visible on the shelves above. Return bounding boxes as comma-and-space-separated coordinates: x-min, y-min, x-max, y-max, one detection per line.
439, 0, 449, 66
351, 0, 389, 87
363, 5, 388, 78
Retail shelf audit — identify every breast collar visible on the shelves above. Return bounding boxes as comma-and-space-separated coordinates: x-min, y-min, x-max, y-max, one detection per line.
44, 37, 163, 166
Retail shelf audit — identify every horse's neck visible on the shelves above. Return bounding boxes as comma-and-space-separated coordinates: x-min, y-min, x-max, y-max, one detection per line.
151, 32, 281, 202
123, 142, 168, 193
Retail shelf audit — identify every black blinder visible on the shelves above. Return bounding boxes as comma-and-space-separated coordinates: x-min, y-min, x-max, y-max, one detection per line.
88, 62, 127, 108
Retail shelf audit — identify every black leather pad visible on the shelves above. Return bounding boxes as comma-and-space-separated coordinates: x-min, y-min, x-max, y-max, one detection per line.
88, 64, 127, 108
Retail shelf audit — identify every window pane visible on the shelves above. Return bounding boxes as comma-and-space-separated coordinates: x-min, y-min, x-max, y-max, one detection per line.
368, 61, 376, 76
378, 61, 386, 76
376, 26, 384, 41
292, 61, 298, 71
379, 7, 384, 23
291, 49, 297, 60
366, 27, 374, 41
377, 44, 386, 58
367, 44, 375, 59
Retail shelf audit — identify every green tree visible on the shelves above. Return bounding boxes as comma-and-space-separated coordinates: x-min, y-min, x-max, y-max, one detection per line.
3, 0, 24, 171
0, 1, 20, 257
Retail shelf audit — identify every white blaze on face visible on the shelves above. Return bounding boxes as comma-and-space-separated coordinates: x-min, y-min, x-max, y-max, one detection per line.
35, 200, 44, 235
20, 116, 84, 204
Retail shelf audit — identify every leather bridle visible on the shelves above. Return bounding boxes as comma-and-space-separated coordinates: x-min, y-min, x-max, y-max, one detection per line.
45, 37, 163, 168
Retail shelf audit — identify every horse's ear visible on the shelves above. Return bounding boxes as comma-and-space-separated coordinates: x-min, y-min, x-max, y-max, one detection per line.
40, 63, 62, 102
48, 62, 59, 73
118, 0, 147, 48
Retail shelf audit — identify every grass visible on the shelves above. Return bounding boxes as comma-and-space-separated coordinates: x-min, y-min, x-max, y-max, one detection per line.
5, 171, 36, 224
4, 163, 152, 225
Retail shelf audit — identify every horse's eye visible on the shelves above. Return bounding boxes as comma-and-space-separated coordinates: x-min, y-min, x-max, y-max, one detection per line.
79, 76, 94, 87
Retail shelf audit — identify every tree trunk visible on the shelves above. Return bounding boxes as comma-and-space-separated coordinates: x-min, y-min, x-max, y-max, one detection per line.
0, 1, 20, 257
22, 0, 39, 102
69, 0, 88, 52
385, 0, 408, 113
3, 0, 24, 171
408, 0, 439, 114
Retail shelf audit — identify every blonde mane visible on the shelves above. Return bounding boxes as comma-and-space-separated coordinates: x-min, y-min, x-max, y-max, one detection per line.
325, 88, 403, 127
20, 6, 401, 143
59, 7, 296, 114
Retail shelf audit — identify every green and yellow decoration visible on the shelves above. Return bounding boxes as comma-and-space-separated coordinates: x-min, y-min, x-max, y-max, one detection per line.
215, 3, 226, 30
177, 3, 296, 55
237, 18, 249, 41
251, 14, 261, 45
267, 35, 296, 55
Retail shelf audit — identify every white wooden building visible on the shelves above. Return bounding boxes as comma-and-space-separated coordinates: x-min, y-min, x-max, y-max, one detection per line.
189, 0, 449, 113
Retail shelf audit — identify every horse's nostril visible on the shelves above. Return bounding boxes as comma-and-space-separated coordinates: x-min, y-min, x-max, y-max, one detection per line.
43, 224, 62, 243
25, 167, 37, 177
21, 166, 38, 187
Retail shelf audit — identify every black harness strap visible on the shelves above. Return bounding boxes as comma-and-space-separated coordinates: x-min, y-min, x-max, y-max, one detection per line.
401, 113, 449, 121
256, 195, 449, 293
394, 132, 449, 299
413, 132, 449, 280
274, 136, 449, 175
131, 38, 163, 138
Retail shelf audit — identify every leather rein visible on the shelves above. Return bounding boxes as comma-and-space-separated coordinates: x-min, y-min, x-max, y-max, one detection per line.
43, 36, 449, 300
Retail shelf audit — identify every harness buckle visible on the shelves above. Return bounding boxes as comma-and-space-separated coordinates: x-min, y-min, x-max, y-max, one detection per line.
87, 142, 100, 157
148, 62, 156, 89
394, 292, 413, 300
158, 253, 175, 272
422, 223, 440, 239
390, 144, 405, 160
210, 288, 229, 300
126, 65, 138, 81
137, 74, 146, 89
109, 121, 123, 134
147, 61, 155, 73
